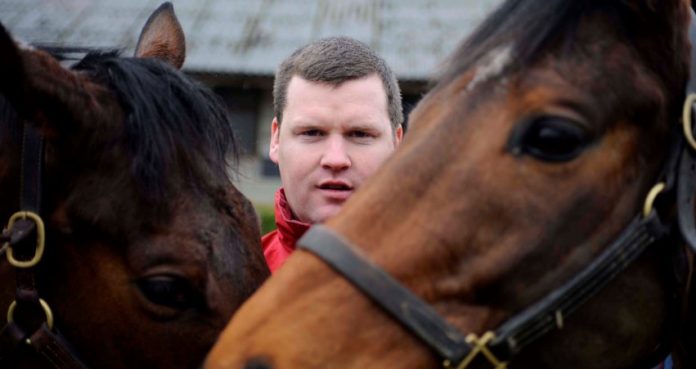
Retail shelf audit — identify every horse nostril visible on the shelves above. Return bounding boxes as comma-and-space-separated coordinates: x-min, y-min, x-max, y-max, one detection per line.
244, 357, 274, 369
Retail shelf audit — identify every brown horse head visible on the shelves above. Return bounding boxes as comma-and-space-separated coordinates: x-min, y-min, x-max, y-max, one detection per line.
206, 0, 696, 368
0, 3, 269, 368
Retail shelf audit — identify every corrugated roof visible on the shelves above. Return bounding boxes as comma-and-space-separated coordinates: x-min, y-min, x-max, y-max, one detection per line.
0, 0, 502, 80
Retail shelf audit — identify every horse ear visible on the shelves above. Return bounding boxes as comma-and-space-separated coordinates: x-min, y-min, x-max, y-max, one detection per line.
134, 2, 186, 69
0, 23, 107, 139
0, 23, 29, 110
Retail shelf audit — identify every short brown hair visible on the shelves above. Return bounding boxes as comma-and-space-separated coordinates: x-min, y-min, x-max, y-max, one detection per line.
273, 37, 403, 130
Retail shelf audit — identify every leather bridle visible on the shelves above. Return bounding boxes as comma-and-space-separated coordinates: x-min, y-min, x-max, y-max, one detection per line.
298, 13, 696, 369
0, 123, 88, 368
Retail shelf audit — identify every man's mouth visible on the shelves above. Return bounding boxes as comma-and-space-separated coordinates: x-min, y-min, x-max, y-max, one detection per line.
318, 183, 352, 191
317, 181, 354, 199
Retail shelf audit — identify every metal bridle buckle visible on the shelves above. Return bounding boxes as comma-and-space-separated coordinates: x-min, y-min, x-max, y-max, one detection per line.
443, 331, 508, 369
682, 93, 696, 151
3, 211, 45, 268
7, 298, 55, 333
643, 182, 666, 218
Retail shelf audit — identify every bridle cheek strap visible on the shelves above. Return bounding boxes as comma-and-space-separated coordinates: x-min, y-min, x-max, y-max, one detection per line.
0, 124, 89, 369
1, 323, 88, 369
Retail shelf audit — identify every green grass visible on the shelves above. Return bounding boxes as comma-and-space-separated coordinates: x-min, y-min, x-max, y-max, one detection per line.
255, 204, 276, 234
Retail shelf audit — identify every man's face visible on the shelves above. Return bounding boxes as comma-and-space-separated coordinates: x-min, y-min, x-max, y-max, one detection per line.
270, 74, 402, 224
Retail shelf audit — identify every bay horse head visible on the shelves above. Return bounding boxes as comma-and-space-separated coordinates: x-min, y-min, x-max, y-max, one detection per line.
206, 0, 696, 368
0, 3, 269, 368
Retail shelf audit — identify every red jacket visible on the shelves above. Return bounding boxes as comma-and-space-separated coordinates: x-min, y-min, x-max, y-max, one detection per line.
262, 189, 310, 273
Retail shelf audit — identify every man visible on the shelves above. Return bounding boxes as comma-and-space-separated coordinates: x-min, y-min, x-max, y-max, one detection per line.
263, 36, 404, 272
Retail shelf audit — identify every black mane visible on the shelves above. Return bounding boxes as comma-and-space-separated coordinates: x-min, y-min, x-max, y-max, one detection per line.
72, 51, 238, 201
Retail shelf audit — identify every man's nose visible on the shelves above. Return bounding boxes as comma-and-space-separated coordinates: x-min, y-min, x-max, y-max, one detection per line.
320, 135, 351, 171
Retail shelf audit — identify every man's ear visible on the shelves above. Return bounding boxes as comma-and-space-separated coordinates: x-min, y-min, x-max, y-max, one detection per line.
394, 125, 403, 147
269, 117, 280, 164
134, 2, 186, 69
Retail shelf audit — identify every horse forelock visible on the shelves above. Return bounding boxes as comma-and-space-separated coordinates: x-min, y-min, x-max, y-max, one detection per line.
439, 0, 690, 105
71, 52, 239, 207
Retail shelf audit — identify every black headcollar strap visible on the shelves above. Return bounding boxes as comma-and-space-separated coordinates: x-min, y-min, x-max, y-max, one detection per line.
0, 122, 89, 369
298, 13, 696, 369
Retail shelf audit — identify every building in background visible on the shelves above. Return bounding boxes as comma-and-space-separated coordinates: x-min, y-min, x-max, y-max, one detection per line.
0, 0, 501, 205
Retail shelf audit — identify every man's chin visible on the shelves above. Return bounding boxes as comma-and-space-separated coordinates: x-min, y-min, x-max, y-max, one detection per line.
309, 204, 345, 224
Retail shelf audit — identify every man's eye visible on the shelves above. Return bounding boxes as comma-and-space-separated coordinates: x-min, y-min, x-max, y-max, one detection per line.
301, 129, 323, 137
350, 131, 373, 138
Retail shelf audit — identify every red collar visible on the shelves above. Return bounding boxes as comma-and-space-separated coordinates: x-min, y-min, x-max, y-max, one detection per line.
274, 188, 310, 248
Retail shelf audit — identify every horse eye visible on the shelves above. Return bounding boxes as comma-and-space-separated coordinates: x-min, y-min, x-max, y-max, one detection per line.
509, 116, 591, 162
136, 275, 203, 310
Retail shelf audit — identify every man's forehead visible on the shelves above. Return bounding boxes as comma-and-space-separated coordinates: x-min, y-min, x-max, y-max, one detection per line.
280, 74, 392, 132
286, 76, 386, 107
285, 74, 387, 99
